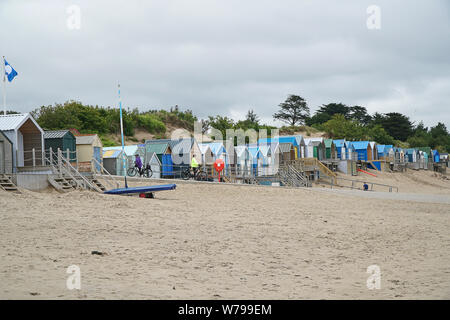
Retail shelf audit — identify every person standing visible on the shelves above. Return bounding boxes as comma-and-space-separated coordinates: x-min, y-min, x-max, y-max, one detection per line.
190, 154, 199, 177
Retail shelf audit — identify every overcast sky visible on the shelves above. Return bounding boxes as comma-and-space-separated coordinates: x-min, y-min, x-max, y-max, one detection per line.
1, 0, 449, 127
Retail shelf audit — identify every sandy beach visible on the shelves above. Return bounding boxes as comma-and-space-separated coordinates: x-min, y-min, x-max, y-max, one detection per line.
0, 173, 449, 300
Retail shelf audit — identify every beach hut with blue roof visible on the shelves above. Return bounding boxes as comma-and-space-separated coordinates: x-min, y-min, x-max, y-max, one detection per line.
432, 150, 440, 163
349, 141, 373, 161
333, 139, 347, 160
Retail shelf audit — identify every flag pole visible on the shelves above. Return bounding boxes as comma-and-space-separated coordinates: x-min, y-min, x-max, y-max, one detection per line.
2, 56, 6, 115
118, 83, 128, 188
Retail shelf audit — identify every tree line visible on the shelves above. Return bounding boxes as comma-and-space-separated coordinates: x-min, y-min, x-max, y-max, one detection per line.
272, 95, 450, 153
28, 96, 450, 153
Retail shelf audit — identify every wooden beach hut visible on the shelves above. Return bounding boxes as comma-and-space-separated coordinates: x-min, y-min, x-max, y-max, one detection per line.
278, 142, 296, 163
198, 143, 214, 166
349, 141, 372, 161
144, 141, 173, 177
0, 113, 45, 169
75, 134, 103, 172
333, 139, 347, 160
147, 152, 162, 179
277, 136, 305, 159
102, 149, 125, 176
44, 130, 77, 161
304, 138, 326, 160
432, 150, 440, 163
0, 130, 13, 174
324, 139, 336, 160
405, 148, 419, 163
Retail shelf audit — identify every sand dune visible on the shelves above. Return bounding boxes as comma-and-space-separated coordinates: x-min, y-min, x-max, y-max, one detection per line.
0, 176, 449, 299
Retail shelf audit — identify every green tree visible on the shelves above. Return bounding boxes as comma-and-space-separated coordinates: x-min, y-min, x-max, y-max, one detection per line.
372, 112, 413, 141
322, 114, 365, 140
368, 125, 395, 145
273, 95, 310, 126
349, 106, 372, 125
208, 115, 235, 140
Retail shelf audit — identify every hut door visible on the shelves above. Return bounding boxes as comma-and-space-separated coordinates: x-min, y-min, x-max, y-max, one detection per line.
313, 146, 318, 158
93, 147, 101, 171
0, 141, 4, 173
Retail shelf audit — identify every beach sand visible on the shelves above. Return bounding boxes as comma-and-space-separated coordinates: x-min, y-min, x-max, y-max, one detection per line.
0, 174, 449, 299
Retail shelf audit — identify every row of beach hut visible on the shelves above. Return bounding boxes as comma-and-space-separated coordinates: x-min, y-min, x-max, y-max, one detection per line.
0, 113, 446, 177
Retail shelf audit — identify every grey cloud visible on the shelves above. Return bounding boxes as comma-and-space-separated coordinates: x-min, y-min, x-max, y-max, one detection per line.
0, 0, 449, 127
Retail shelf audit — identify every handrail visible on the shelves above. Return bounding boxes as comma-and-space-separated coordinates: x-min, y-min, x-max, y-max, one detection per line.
45, 155, 82, 190
49, 149, 102, 193
335, 176, 398, 192
91, 157, 120, 189
60, 155, 102, 193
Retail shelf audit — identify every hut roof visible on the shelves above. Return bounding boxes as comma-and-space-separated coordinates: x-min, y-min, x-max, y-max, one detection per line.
349, 141, 370, 150
75, 134, 98, 145
44, 130, 73, 139
276, 136, 299, 146
278, 142, 293, 153
333, 139, 345, 147
377, 144, 386, 153
103, 149, 123, 159
147, 152, 162, 165
0, 113, 44, 134
324, 139, 334, 148
146, 142, 170, 155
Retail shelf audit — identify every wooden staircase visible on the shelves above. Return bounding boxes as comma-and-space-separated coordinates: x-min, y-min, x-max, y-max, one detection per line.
90, 178, 106, 192
45, 150, 104, 193
277, 164, 310, 187
0, 174, 20, 194
47, 175, 75, 193
297, 158, 337, 184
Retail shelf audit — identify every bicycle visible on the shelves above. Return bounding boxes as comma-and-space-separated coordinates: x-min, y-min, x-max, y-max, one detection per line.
181, 167, 207, 181
127, 164, 153, 178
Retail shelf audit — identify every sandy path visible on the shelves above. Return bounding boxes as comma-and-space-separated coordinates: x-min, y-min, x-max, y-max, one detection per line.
0, 182, 449, 299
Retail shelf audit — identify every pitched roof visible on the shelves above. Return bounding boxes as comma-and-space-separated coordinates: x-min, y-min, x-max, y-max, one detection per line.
103, 149, 124, 159
76, 134, 98, 145
146, 141, 170, 154
278, 142, 293, 153
146, 138, 195, 154
324, 139, 334, 148
104, 145, 142, 156
276, 136, 298, 146
0, 113, 44, 134
284, 135, 305, 146
44, 130, 72, 139
147, 152, 161, 165
333, 139, 345, 147
349, 141, 370, 150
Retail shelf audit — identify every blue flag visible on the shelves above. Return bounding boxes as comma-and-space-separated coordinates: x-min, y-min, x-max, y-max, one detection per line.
4, 59, 18, 82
